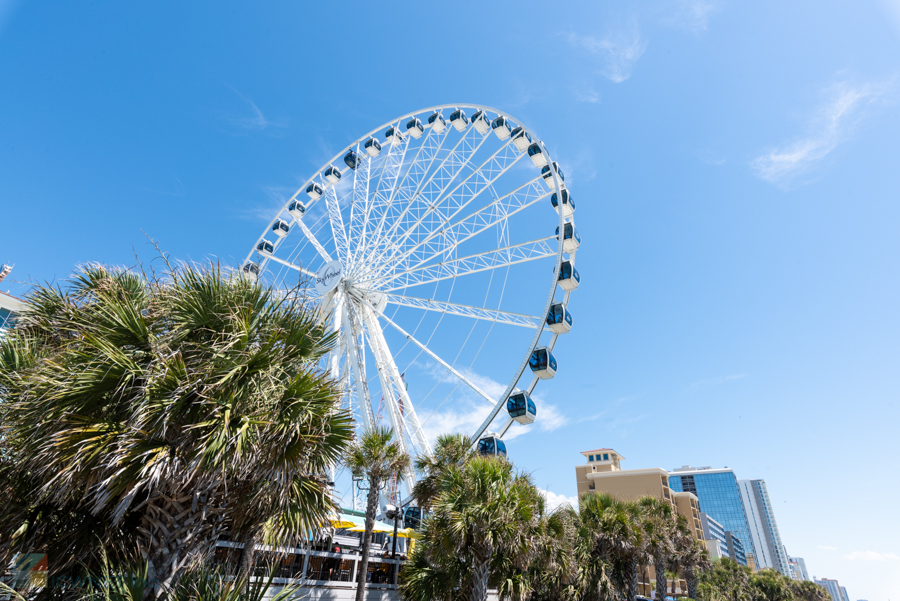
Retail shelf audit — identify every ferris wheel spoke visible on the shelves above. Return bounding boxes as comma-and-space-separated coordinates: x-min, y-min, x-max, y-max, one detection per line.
375, 308, 499, 408
354, 125, 452, 274
323, 183, 350, 266
372, 132, 516, 277
347, 149, 372, 269
372, 236, 556, 291
356, 124, 409, 262
356, 124, 486, 277
263, 252, 316, 278
293, 214, 333, 263
384, 294, 541, 329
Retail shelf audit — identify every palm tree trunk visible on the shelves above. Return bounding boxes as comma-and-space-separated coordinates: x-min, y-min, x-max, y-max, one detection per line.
684, 564, 698, 600
470, 550, 492, 601
355, 476, 381, 601
654, 551, 667, 601
623, 556, 639, 601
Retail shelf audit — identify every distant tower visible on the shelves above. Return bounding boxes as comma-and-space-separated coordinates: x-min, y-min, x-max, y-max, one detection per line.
0, 264, 12, 284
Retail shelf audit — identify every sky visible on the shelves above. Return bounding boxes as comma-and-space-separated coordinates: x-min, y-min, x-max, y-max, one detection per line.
1, 1, 899, 598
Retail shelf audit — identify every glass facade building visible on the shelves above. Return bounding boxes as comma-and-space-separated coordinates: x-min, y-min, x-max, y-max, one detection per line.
669, 468, 757, 563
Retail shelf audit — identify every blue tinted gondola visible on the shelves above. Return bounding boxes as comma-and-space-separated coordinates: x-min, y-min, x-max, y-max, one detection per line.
343, 150, 359, 170
256, 239, 274, 256
385, 126, 403, 145
527, 142, 548, 167
529, 346, 557, 379
272, 219, 290, 238
324, 165, 342, 184
364, 137, 382, 157
406, 117, 425, 139
288, 199, 306, 219
478, 435, 508, 457
242, 262, 260, 281
557, 260, 580, 291
491, 115, 513, 140
427, 111, 446, 133
541, 162, 565, 191
550, 190, 575, 216
511, 126, 532, 152
546, 303, 573, 334
403, 506, 423, 530
555, 222, 581, 252
507, 390, 537, 425
471, 110, 491, 134
450, 109, 469, 131
306, 182, 324, 200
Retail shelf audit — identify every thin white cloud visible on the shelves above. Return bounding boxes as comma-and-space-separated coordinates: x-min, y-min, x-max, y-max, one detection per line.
566, 24, 647, 84
686, 373, 746, 393
844, 550, 900, 562
664, 0, 719, 32
572, 87, 600, 104
751, 80, 889, 186
818, 545, 838, 551
540, 488, 578, 512
222, 87, 287, 132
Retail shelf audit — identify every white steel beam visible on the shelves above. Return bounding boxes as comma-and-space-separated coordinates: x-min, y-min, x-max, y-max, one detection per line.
384, 294, 542, 329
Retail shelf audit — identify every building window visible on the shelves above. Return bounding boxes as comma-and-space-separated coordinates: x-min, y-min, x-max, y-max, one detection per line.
603, 453, 609, 460
589, 455, 594, 462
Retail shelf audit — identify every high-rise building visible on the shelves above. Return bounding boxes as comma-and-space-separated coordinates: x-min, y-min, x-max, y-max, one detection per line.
787, 554, 810, 581
700, 513, 748, 567
725, 532, 747, 566
815, 578, 844, 601
738, 479, 790, 575
839, 586, 849, 601
575, 450, 705, 540
668, 466, 757, 565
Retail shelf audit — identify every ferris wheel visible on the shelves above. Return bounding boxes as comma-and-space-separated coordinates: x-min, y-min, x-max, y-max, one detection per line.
242, 104, 580, 505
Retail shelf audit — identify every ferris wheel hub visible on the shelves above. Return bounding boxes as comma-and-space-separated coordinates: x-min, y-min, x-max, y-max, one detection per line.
314, 260, 343, 295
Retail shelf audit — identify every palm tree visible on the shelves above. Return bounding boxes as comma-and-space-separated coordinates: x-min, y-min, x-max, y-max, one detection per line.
526, 504, 580, 601
0, 262, 353, 597
672, 516, 709, 600
637, 496, 675, 601
697, 558, 749, 601
579, 493, 646, 601
412, 433, 474, 510
345, 426, 410, 601
426, 456, 542, 601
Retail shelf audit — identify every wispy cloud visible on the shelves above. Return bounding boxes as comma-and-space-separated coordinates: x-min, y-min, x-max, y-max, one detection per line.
844, 550, 900, 562
572, 87, 601, 104
221, 87, 287, 133
685, 374, 746, 393
818, 545, 838, 551
540, 488, 578, 512
566, 23, 647, 83
418, 366, 568, 444
664, 0, 719, 32
751, 79, 890, 186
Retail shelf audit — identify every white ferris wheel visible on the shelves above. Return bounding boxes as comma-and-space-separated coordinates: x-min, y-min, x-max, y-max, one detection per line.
242, 104, 581, 509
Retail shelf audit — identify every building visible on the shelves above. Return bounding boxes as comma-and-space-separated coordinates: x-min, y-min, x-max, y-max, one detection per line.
700, 513, 729, 561
668, 466, 758, 566
575, 449, 704, 540
787, 554, 810, 581
815, 578, 845, 601
725, 532, 747, 566
840, 586, 849, 601
738, 479, 790, 575
0, 265, 24, 339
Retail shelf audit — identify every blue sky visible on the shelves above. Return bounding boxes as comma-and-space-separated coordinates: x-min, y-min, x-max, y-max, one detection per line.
2, 1, 899, 597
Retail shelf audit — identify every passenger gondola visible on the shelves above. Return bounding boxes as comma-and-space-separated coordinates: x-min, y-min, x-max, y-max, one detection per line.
385, 126, 403, 145
272, 219, 290, 238
557, 260, 580, 291
491, 115, 513, 140
242, 262, 260, 281
507, 390, 536, 425
306, 182, 324, 200
450, 108, 469, 131
546, 303, 573, 334
324, 165, 342, 184
364, 137, 382, 157
343, 150, 359, 170
511, 126, 532, 152
527, 142, 548, 167
406, 117, 425, 139
529, 346, 557, 379
550, 190, 575, 216
288, 199, 306, 219
256, 239, 274, 256
477, 434, 508, 457
555, 222, 581, 252
471, 110, 491, 134
541, 162, 565, 191
427, 111, 446, 133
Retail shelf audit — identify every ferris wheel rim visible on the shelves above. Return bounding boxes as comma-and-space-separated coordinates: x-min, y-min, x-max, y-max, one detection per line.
242, 104, 577, 467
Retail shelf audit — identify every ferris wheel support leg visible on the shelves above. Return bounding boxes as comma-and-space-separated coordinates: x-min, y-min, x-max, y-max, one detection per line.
344, 303, 376, 430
